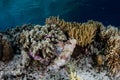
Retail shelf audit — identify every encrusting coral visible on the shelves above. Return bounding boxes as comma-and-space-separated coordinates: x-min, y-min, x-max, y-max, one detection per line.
0, 33, 13, 61
105, 35, 120, 74
19, 24, 72, 68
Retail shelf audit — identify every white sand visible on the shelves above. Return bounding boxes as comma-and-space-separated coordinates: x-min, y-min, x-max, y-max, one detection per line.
0, 54, 119, 80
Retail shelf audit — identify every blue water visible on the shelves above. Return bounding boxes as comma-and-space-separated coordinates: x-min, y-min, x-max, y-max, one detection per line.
0, 0, 120, 30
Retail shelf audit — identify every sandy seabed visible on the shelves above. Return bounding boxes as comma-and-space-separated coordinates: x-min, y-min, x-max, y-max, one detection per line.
0, 54, 120, 80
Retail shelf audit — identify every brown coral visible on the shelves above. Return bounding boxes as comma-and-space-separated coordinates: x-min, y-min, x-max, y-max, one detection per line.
106, 35, 120, 74
0, 33, 13, 61
2, 39, 13, 61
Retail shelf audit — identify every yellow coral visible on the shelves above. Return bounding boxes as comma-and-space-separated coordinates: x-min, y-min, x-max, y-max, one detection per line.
66, 59, 81, 80
46, 16, 103, 47
70, 72, 81, 80
46, 16, 81, 32
68, 22, 97, 47
106, 35, 120, 74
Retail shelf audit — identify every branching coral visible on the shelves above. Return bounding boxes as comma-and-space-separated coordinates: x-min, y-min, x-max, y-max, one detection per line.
68, 21, 97, 47
1, 24, 34, 54
46, 16, 81, 32
46, 16, 103, 47
19, 24, 67, 67
105, 35, 120, 74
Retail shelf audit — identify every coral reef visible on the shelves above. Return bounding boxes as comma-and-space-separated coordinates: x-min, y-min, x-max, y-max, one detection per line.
105, 35, 120, 74
2, 24, 34, 54
0, 33, 13, 61
19, 24, 68, 68
0, 17, 120, 79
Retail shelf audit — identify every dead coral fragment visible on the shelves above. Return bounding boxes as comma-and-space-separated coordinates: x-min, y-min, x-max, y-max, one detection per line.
106, 35, 120, 74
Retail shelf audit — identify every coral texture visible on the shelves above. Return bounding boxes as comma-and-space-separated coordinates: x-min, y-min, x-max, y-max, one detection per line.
0, 33, 13, 61
3, 24, 34, 54
106, 35, 120, 74
19, 24, 67, 67
100, 25, 120, 40
48, 39, 76, 71
68, 21, 97, 47
46, 16, 103, 47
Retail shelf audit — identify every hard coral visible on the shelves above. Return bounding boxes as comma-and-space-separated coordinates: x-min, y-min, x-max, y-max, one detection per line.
46, 16, 103, 47
68, 21, 97, 47
20, 24, 67, 67
106, 35, 120, 74
46, 16, 81, 32
1, 24, 34, 54
100, 25, 119, 40
0, 33, 13, 61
